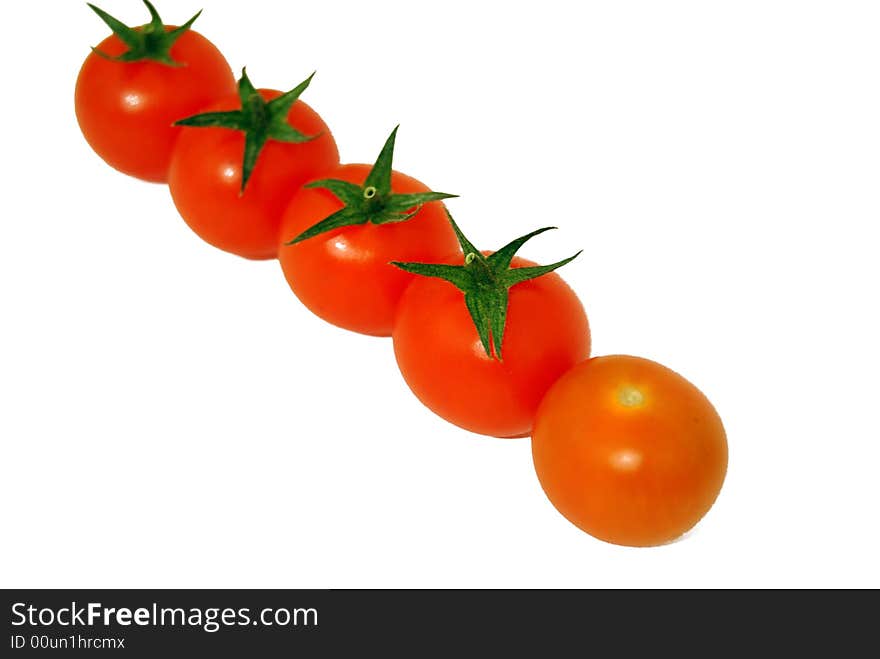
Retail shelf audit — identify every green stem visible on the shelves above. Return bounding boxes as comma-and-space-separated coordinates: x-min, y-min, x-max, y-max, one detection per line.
175, 69, 320, 192
284, 126, 457, 245
392, 211, 582, 360
87, 0, 201, 66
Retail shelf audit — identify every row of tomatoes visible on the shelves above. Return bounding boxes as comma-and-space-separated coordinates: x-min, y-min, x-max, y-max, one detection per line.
74, 1, 727, 547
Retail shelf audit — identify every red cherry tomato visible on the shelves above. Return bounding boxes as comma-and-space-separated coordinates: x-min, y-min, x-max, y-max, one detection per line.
532, 355, 728, 546
167, 90, 339, 260
278, 164, 459, 336
75, 28, 235, 182
393, 255, 590, 438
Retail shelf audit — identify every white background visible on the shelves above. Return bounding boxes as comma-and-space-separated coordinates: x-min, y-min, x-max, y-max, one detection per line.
1, 0, 878, 588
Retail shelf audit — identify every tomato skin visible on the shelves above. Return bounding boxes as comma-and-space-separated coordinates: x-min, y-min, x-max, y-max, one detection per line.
393, 257, 590, 438
74, 29, 236, 182
168, 90, 339, 260
532, 355, 728, 547
278, 164, 460, 336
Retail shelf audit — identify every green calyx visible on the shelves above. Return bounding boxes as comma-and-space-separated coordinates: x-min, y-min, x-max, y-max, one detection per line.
393, 211, 581, 360
175, 69, 319, 192
87, 0, 201, 66
285, 126, 457, 245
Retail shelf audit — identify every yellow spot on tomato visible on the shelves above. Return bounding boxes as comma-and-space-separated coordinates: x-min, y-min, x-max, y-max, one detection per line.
617, 386, 645, 408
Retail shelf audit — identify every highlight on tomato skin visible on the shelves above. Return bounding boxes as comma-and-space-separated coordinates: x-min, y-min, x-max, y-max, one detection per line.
531, 355, 728, 547
74, 1, 237, 182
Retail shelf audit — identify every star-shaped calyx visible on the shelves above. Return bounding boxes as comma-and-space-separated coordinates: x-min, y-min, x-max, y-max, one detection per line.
174, 69, 319, 192
393, 212, 581, 360
88, 0, 201, 66
285, 126, 457, 244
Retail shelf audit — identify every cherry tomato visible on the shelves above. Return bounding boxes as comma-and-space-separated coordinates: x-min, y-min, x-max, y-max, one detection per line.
75, 11, 235, 182
393, 254, 590, 438
278, 164, 459, 336
532, 355, 728, 547
168, 88, 339, 260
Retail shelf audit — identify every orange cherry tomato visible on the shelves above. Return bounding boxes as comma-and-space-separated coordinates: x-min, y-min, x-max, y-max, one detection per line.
393, 255, 590, 438
75, 28, 235, 182
168, 90, 339, 260
532, 355, 728, 547
278, 164, 459, 336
